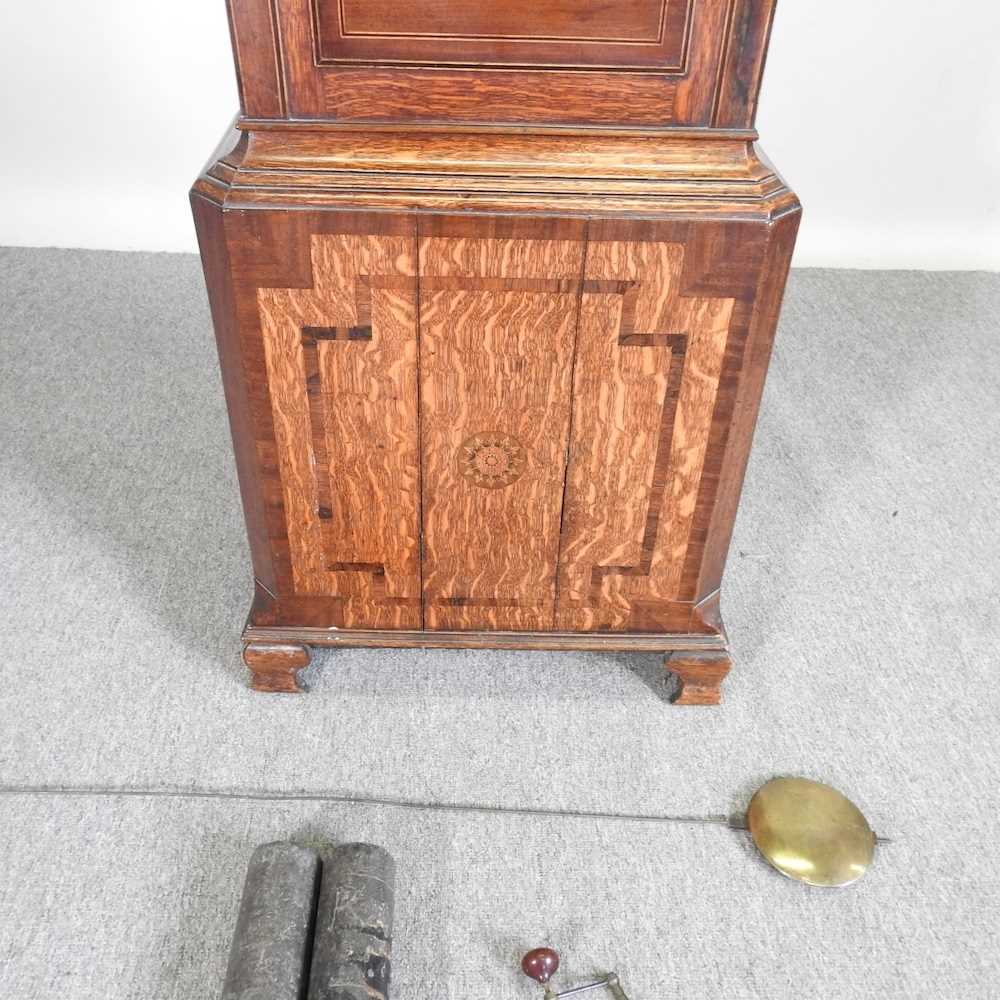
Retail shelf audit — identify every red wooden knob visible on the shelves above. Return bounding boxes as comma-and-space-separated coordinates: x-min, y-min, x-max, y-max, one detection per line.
522, 948, 560, 984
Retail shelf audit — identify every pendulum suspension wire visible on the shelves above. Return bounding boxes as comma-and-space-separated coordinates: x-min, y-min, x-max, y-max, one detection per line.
0, 784, 893, 843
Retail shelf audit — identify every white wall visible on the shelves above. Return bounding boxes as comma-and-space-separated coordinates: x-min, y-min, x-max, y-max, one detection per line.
1, 2, 997, 269
759, 4, 1000, 270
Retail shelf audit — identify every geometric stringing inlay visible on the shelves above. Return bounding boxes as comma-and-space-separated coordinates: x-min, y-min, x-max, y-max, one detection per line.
302, 324, 373, 342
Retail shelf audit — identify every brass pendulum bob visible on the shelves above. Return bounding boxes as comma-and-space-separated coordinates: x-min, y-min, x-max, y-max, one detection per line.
746, 777, 877, 888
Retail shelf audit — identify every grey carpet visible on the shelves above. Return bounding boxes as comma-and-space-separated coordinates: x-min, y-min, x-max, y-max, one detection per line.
0, 246, 998, 998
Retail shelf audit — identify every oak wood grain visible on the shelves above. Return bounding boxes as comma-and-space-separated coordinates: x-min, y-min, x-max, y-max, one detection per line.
199, 128, 797, 223
419, 234, 584, 630
257, 233, 422, 629
320, 67, 681, 127
556, 236, 734, 632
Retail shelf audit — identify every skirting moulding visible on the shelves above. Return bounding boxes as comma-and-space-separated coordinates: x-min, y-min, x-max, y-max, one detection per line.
192, 0, 801, 704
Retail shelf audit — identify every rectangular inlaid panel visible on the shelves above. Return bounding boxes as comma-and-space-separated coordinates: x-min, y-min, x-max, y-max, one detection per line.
257, 234, 422, 630
316, 0, 689, 70
556, 239, 735, 632
339, 0, 665, 41
252, 1, 752, 126
419, 236, 584, 631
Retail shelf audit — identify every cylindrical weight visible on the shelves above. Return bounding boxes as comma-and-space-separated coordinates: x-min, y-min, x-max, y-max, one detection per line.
308, 843, 396, 1000
221, 842, 322, 1000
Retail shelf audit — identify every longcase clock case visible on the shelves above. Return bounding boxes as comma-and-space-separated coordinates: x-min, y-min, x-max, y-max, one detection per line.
192, 0, 801, 702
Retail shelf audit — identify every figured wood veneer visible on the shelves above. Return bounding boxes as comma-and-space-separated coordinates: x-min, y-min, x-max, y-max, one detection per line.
419, 234, 583, 631
256, 234, 422, 629
557, 239, 736, 632
244, 223, 758, 637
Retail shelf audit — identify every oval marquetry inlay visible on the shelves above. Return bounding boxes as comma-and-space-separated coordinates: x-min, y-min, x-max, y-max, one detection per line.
458, 432, 527, 490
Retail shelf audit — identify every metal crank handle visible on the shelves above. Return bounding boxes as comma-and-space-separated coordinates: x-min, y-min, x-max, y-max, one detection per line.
556, 974, 630, 999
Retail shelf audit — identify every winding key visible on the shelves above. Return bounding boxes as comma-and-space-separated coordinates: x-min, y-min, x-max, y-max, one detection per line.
521, 948, 632, 1000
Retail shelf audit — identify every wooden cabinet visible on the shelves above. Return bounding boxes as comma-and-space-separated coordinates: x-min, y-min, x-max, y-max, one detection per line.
193, 1, 800, 702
